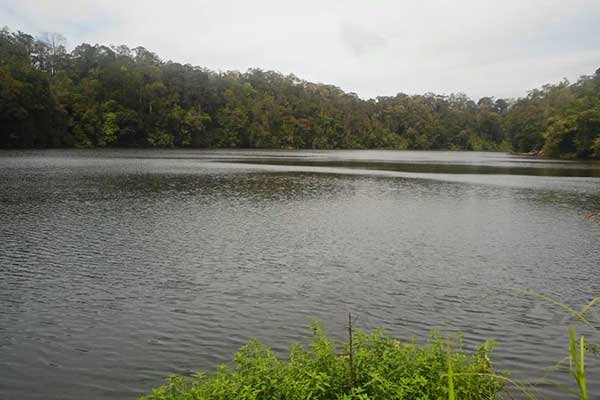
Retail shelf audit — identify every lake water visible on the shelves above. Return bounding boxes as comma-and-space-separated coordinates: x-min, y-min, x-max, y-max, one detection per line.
1, 149, 599, 399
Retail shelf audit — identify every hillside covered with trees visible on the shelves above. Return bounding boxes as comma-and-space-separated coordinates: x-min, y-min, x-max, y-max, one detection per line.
1, 28, 599, 158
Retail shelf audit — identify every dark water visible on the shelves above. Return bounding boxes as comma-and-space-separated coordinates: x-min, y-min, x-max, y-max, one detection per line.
1, 149, 599, 399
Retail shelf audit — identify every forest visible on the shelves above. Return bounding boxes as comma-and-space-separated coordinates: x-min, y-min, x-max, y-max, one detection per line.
1, 28, 600, 158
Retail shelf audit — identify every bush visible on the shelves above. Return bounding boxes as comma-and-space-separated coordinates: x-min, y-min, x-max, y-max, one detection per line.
142, 322, 501, 400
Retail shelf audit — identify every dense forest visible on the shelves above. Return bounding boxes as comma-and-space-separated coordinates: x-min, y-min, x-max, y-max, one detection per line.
1, 28, 600, 158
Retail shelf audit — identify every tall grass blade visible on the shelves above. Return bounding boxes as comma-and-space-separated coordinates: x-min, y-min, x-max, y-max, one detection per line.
447, 345, 455, 400
569, 325, 588, 400
581, 296, 600, 318
514, 289, 600, 334
452, 373, 538, 400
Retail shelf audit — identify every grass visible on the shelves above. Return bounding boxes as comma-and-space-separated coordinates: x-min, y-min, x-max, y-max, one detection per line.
569, 325, 588, 400
511, 290, 599, 400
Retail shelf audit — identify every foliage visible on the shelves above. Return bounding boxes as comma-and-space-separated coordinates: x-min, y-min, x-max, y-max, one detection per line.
141, 323, 501, 400
1, 27, 599, 158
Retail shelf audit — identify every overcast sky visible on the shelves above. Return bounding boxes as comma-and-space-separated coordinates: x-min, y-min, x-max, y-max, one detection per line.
2, 0, 600, 100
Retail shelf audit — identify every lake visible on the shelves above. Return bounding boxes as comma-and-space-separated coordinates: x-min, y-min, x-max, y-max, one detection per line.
1, 149, 599, 399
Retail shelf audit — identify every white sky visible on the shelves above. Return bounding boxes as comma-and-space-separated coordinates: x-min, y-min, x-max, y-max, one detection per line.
2, 0, 600, 100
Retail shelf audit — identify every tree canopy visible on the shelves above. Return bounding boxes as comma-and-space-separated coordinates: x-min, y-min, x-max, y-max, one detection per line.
1, 27, 599, 158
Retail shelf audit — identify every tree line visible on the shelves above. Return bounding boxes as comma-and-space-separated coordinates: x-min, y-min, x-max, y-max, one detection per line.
1, 28, 599, 158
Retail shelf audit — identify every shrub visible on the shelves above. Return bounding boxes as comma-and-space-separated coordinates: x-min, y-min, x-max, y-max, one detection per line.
142, 322, 501, 400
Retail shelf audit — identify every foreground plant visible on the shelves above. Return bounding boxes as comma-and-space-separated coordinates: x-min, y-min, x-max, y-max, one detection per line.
515, 290, 600, 400
142, 322, 501, 400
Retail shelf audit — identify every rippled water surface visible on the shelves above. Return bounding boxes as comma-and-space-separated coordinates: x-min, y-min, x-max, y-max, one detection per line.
1, 149, 599, 399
